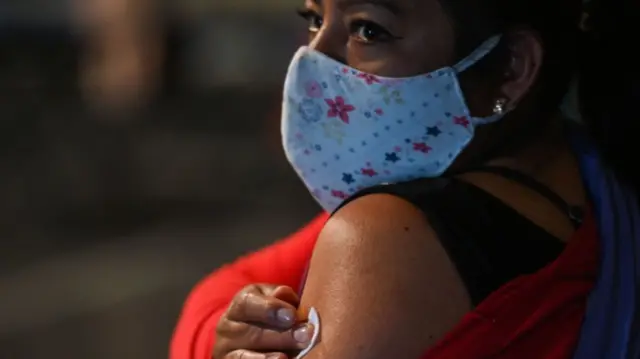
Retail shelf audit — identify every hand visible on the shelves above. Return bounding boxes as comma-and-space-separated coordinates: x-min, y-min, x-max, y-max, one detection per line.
214, 284, 314, 359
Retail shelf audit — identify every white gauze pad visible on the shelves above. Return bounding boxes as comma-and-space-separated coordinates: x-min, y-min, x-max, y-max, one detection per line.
295, 307, 321, 359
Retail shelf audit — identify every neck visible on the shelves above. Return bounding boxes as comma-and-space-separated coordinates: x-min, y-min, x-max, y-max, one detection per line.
458, 117, 588, 241
490, 116, 586, 204
488, 116, 567, 174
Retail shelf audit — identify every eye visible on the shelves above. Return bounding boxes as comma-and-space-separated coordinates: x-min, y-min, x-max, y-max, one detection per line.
349, 20, 395, 44
297, 9, 323, 33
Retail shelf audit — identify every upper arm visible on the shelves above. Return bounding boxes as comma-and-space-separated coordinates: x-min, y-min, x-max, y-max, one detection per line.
298, 195, 471, 359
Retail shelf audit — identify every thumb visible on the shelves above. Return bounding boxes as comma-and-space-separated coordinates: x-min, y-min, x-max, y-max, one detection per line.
271, 285, 300, 306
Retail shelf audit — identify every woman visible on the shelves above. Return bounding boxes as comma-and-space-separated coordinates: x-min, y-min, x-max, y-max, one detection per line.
172, 0, 639, 358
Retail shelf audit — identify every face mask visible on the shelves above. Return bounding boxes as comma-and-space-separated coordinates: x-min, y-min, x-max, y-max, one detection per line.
282, 36, 503, 212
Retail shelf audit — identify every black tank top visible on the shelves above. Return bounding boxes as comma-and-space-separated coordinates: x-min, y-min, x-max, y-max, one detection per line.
334, 166, 584, 305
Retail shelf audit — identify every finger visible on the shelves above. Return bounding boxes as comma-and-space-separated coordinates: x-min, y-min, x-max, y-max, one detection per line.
228, 290, 297, 328
221, 321, 314, 352
269, 286, 300, 307
224, 349, 287, 359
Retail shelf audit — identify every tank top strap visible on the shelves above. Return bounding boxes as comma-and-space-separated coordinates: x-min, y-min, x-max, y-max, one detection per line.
459, 166, 584, 229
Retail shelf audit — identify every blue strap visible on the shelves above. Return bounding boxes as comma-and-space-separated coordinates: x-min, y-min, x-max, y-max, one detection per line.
571, 131, 640, 359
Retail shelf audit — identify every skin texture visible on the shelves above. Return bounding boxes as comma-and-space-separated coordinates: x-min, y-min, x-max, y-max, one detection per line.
301, 194, 473, 358
214, 0, 588, 357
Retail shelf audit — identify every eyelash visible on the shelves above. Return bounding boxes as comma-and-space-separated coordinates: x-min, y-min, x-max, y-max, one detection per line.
297, 9, 324, 33
296, 9, 397, 44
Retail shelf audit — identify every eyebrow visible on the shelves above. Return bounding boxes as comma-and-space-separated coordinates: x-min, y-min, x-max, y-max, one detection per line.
311, 0, 403, 15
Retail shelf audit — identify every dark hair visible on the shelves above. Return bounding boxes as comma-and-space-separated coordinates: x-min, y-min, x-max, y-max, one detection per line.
579, 0, 640, 188
443, 0, 640, 188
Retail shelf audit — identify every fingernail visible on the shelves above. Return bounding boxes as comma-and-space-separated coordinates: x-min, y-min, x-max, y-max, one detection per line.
276, 308, 295, 324
293, 325, 312, 344
266, 354, 285, 359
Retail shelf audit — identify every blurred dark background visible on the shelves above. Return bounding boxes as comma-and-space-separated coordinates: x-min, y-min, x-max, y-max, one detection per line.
0, 1, 320, 358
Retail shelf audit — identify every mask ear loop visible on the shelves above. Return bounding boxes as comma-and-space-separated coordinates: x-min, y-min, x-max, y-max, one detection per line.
453, 35, 503, 73
451, 35, 506, 125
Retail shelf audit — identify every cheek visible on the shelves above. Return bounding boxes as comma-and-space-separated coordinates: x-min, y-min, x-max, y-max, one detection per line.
403, 31, 456, 74
345, 43, 398, 75
345, 34, 456, 77
345, 44, 445, 78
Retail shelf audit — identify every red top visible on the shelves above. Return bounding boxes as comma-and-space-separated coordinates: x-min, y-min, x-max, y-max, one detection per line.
170, 212, 597, 359
170, 213, 329, 359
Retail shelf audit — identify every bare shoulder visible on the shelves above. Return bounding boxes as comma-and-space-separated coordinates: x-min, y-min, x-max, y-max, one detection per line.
300, 193, 472, 359
322, 192, 437, 246
315, 193, 447, 268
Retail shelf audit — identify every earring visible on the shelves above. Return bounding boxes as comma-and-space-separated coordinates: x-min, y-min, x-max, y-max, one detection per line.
493, 98, 507, 115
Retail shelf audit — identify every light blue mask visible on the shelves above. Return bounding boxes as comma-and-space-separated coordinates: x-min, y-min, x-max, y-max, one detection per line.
282, 36, 503, 212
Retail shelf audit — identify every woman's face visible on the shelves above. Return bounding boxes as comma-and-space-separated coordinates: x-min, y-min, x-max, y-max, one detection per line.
298, 0, 458, 78
296, 0, 546, 166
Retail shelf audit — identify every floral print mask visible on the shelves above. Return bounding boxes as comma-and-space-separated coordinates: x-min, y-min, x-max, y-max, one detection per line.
282, 36, 503, 212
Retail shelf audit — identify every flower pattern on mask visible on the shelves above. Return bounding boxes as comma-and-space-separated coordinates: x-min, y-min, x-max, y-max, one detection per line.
320, 120, 346, 144
282, 37, 503, 212
325, 96, 355, 123
377, 85, 405, 105
305, 80, 324, 98
298, 98, 323, 123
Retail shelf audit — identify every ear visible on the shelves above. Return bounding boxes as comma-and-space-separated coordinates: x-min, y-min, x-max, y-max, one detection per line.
499, 28, 544, 110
